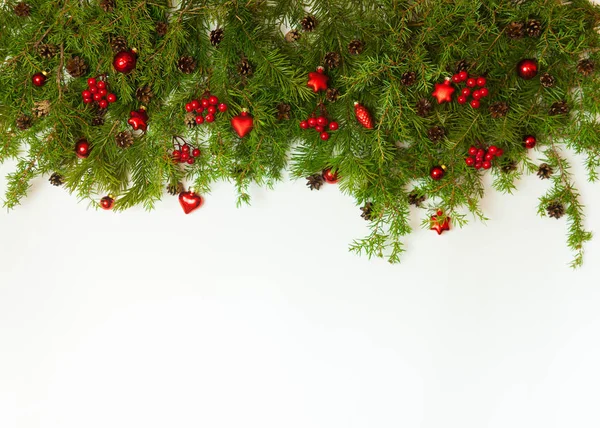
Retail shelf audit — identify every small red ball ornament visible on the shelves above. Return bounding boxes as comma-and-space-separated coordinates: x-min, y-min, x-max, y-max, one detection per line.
517, 59, 538, 80
430, 165, 446, 181
432, 79, 455, 104
179, 190, 203, 214
354, 102, 374, 129
128, 107, 149, 131
307, 66, 329, 92
231, 110, 254, 138
322, 168, 339, 184
524, 135, 537, 149
100, 196, 115, 210
32, 72, 48, 87
75, 139, 91, 159
113, 49, 137, 74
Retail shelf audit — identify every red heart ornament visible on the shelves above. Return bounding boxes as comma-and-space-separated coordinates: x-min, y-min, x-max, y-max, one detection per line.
231, 111, 253, 138
178, 191, 203, 214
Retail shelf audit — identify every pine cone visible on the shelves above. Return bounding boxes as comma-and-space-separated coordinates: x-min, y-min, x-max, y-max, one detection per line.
14, 2, 31, 17
167, 182, 184, 196
16, 114, 33, 130
455, 60, 470, 73
549, 100, 569, 116
505, 21, 525, 39
501, 160, 518, 174
547, 201, 565, 219
178, 56, 196, 74
540, 72, 555, 88
324, 51, 341, 69
110, 36, 128, 53
306, 174, 324, 190
326, 88, 340, 103
401, 71, 417, 86
37, 43, 58, 59
91, 109, 106, 126
49, 172, 64, 186
99, 0, 115, 12
210, 28, 224, 47
184, 112, 197, 128
276, 102, 291, 121
32, 100, 51, 118
238, 58, 252, 76
489, 101, 509, 119
526, 19, 542, 38
537, 163, 553, 179
416, 98, 432, 117
66, 56, 88, 78
361, 203, 374, 221
427, 126, 446, 142
348, 39, 365, 55
577, 59, 595, 77
115, 131, 134, 148
285, 30, 300, 43
136, 85, 153, 104
408, 192, 426, 207
155, 22, 168, 37
301, 15, 317, 32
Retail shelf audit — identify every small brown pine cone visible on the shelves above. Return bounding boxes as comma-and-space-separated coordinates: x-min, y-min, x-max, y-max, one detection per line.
238, 58, 252, 76
326, 88, 340, 103
285, 30, 300, 43
178, 56, 196, 74
547, 201, 565, 219
66, 56, 88, 78
49, 172, 64, 187
16, 114, 33, 130
14, 2, 31, 17
427, 126, 446, 142
408, 193, 426, 207
136, 85, 153, 104
455, 60, 470, 73
301, 15, 317, 32
505, 21, 525, 39
401, 71, 417, 86
38, 43, 58, 59
501, 160, 518, 174
540, 73, 555, 88
155, 22, 168, 37
306, 174, 324, 190
184, 112, 197, 128
348, 39, 365, 55
537, 163, 553, 179
210, 28, 224, 47
324, 51, 341, 69
99, 0, 115, 12
549, 100, 569, 116
167, 182, 184, 196
110, 36, 128, 53
577, 59, 595, 77
526, 19, 542, 38
416, 98, 432, 117
489, 101, 509, 119
276, 102, 291, 121
361, 203, 374, 221
91, 109, 106, 126
115, 131, 134, 148
32, 100, 51, 118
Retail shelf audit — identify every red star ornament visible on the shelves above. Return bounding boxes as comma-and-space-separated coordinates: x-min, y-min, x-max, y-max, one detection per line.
430, 210, 451, 235
432, 79, 455, 104
307, 66, 329, 92
128, 107, 149, 132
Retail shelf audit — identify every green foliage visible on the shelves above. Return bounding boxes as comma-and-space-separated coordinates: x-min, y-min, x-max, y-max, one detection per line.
1, 0, 599, 266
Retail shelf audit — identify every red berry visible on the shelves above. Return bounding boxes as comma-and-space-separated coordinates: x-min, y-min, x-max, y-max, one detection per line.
476, 149, 485, 159
475, 162, 483, 169
205, 114, 215, 123
488, 145, 498, 155
82, 90, 92, 99
87, 78, 97, 87
476, 77, 486, 87
97, 81, 106, 89
479, 88, 489, 97
192, 148, 201, 157
93, 93, 103, 101
485, 153, 494, 161
187, 158, 195, 165
317, 116, 328, 126
98, 99, 108, 109
467, 78, 477, 88
457, 96, 467, 104
315, 125, 324, 133
452, 74, 462, 83
83, 97, 93, 104
196, 106, 204, 114
329, 121, 339, 131
182, 144, 190, 153
458, 71, 468, 81
207, 106, 217, 114
495, 149, 504, 157
90, 86, 98, 94
461, 88, 471, 97
208, 95, 219, 105
308, 117, 317, 127
483, 161, 492, 169
430, 166, 445, 181
185, 103, 194, 112
470, 99, 480, 109
300, 121, 309, 129
218, 103, 228, 112
201, 98, 209, 107
181, 152, 189, 161
472, 90, 482, 100
99, 88, 107, 97
468, 146, 478, 156
173, 150, 181, 157
195, 115, 204, 124
465, 157, 475, 166
107, 93, 117, 103
190, 100, 200, 110
320, 132, 330, 141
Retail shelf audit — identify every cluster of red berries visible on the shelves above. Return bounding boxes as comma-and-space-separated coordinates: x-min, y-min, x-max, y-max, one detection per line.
173, 143, 201, 165
82, 78, 117, 109
451, 72, 489, 109
184, 94, 228, 125
465, 145, 504, 170
299, 116, 339, 141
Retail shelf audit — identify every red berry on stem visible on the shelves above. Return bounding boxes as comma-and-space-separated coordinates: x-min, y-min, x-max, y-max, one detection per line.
182, 144, 190, 153
300, 121, 309, 129
457, 96, 467, 104
195, 115, 204, 124
475, 162, 483, 170
452, 74, 462, 83
329, 121, 339, 131
458, 71, 468, 81
218, 103, 228, 113
185, 103, 194, 112
495, 148, 504, 157
97, 81, 106, 89
485, 153, 494, 161
99, 89, 107, 97
465, 157, 475, 166
82, 90, 92, 99
181, 152, 189, 161
461, 88, 471, 97
190, 100, 200, 110
173, 150, 181, 158
87, 78, 97, 87
187, 158, 195, 165
93, 93, 102, 101
107, 93, 117, 103
308, 117, 317, 127
476, 77, 486, 87
205, 114, 215, 123
317, 116, 328, 126
196, 106, 204, 114
472, 90, 482, 100
90, 86, 98, 94
479, 87, 489, 97
483, 161, 492, 169
320, 132, 330, 141
98, 99, 108, 109
488, 145, 498, 155
208, 95, 219, 105
467, 78, 476, 88
207, 106, 217, 114
470, 99, 480, 109
468, 147, 478, 156
83, 97, 93, 104
192, 148, 201, 157
201, 99, 209, 107
315, 125, 324, 133
476, 149, 485, 159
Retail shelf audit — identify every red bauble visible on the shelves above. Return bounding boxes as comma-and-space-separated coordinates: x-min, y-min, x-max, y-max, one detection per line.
524, 135, 537, 149
430, 165, 445, 181
517, 59, 538, 80
113, 49, 137, 74
430, 210, 451, 235
322, 168, 339, 184
218, 103, 228, 112
107, 93, 117, 103
75, 139, 90, 159
320, 132, 330, 140
100, 196, 115, 210
432, 80, 455, 104
32, 72, 47, 87
179, 191, 203, 214
300, 120, 309, 129
128, 108, 148, 131
354, 102, 374, 129
329, 121, 339, 131
231, 111, 253, 138
307, 66, 329, 92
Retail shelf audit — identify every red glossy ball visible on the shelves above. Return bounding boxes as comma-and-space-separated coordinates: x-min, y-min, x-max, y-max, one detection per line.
452, 74, 462, 83
465, 157, 475, 166
97, 81, 106, 89
195, 115, 204, 124
87, 78, 97, 87
457, 95, 467, 104
466, 78, 476, 88
192, 148, 201, 157
329, 121, 339, 131
470, 99, 480, 109
524, 135, 537, 149
201, 98, 210, 107
113, 50, 137, 74
322, 168, 339, 184
300, 120, 309, 129
484, 153, 494, 161
98, 99, 108, 109
461, 88, 471, 97
483, 161, 492, 170
187, 158, 195, 165
82, 90, 92, 99
173, 150, 181, 158
181, 144, 190, 153
100, 196, 115, 210
90, 86, 98, 94
99, 89, 108, 97
75, 139, 90, 159
468, 147, 478, 156
83, 97, 93, 104
517, 59, 538, 80
107, 93, 117, 103
479, 87, 489, 97
190, 100, 200, 110
430, 166, 445, 181
205, 114, 215, 123
218, 103, 228, 112
488, 146, 498, 155
93, 93, 102, 101
181, 152, 189, 161
307, 117, 317, 127
472, 90, 482, 100
207, 106, 217, 114
475, 162, 483, 170
32, 72, 47, 87
320, 132, 330, 141
317, 116, 328, 126
458, 71, 468, 81
196, 106, 204, 114
495, 148, 504, 157
208, 95, 219, 105
476, 149, 485, 159
315, 125, 324, 133
476, 77, 486, 87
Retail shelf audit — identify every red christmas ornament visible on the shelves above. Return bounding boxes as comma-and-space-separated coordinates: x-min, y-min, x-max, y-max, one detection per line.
430, 165, 446, 181
430, 210, 451, 235
32, 72, 48, 87
354, 102, 374, 129
179, 190, 203, 214
517, 59, 538, 80
432, 79, 455, 104
128, 107, 148, 131
524, 135, 537, 149
75, 139, 90, 159
100, 196, 115, 210
231, 110, 253, 138
322, 168, 339, 184
113, 49, 137, 74
307, 66, 329, 92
